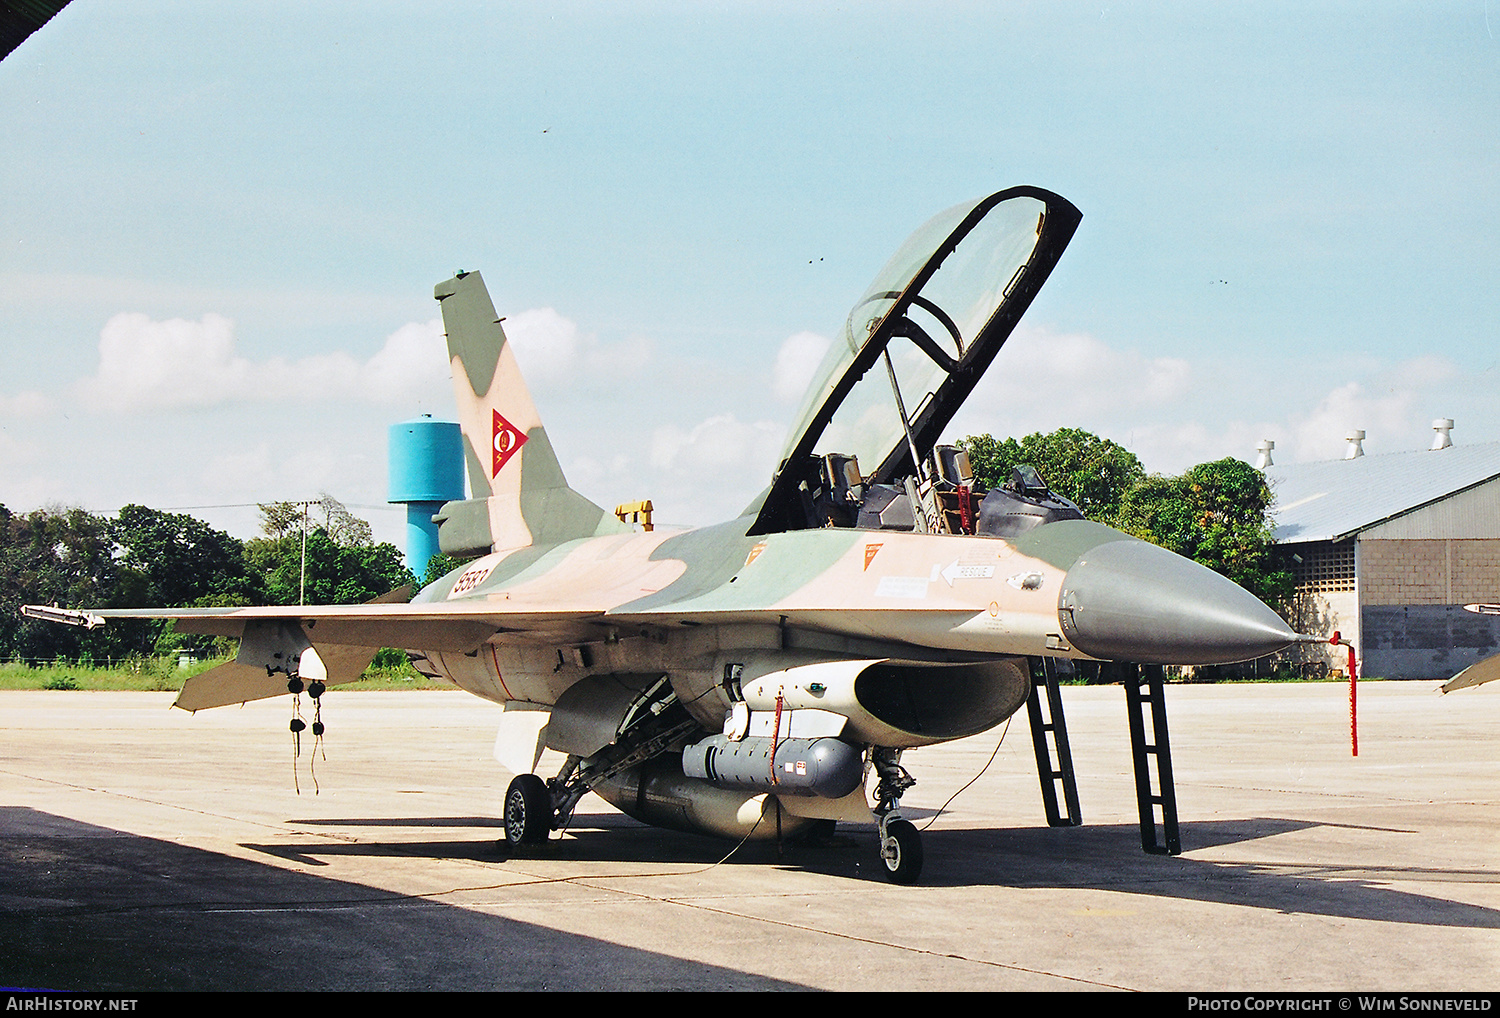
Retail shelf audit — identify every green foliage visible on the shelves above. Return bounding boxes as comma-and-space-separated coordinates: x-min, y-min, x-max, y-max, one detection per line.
108, 504, 265, 655
248, 495, 405, 606
259, 494, 373, 548
1115, 457, 1294, 612
370, 647, 412, 669
421, 551, 475, 588
244, 529, 414, 606
959, 428, 1145, 525
0, 654, 460, 691
959, 430, 1293, 614
0, 498, 412, 664
113, 504, 261, 607
0, 504, 128, 662
257, 500, 307, 540
152, 591, 255, 660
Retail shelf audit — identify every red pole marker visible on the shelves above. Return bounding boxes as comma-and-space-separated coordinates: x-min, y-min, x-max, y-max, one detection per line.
1330, 631, 1358, 757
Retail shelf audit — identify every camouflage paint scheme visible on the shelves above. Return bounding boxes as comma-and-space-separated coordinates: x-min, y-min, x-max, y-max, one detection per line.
25, 187, 1302, 874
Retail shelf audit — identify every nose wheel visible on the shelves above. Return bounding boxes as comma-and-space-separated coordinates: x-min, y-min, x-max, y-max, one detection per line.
872, 747, 922, 884
879, 816, 923, 884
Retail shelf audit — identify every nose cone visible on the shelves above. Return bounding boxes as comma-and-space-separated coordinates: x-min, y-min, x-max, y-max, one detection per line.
1058, 538, 1296, 665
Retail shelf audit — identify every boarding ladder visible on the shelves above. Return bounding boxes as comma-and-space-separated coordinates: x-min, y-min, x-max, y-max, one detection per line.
1026, 658, 1082, 827
1119, 662, 1182, 855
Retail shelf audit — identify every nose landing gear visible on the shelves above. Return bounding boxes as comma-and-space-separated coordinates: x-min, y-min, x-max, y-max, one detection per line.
872, 748, 922, 884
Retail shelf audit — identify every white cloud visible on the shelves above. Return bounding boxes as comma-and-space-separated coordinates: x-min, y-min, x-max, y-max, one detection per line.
66, 304, 655, 421
80, 312, 251, 409
640, 413, 785, 524
362, 319, 450, 400
947, 324, 1488, 477
947, 324, 1200, 464
772, 331, 832, 402
0, 430, 39, 466
503, 307, 653, 383
0, 391, 52, 417
502, 308, 581, 381
985, 325, 1192, 407
1288, 379, 1419, 462
74, 313, 451, 412
199, 442, 279, 496
584, 332, 654, 377
650, 413, 784, 475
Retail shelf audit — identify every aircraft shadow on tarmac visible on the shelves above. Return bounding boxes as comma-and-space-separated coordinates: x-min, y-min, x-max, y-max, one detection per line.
0, 807, 811, 992
907, 818, 1500, 930
250, 810, 1500, 932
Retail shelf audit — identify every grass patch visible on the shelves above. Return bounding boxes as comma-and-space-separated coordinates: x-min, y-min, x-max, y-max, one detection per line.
0, 653, 455, 692
327, 666, 455, 692
0, 657, 194, 692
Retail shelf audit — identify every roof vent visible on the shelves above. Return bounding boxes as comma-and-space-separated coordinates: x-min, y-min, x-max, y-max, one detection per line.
1254, 439, 1274, 469
1344, 430, 1365, 460
1430, 418, 1454, 451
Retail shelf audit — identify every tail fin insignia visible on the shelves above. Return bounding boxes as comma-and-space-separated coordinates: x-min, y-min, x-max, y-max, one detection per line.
492, 409, 527, 478
433, 271, 628, 555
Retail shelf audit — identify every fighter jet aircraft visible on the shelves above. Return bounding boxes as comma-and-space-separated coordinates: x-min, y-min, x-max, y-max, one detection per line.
25, 186, 1303, 882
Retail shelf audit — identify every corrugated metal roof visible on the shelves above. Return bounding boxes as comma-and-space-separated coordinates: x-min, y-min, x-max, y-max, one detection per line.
1265, 441, 1500, 543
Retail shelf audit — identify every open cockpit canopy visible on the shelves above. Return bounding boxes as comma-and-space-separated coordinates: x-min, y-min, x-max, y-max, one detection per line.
749, 186, 1081, 536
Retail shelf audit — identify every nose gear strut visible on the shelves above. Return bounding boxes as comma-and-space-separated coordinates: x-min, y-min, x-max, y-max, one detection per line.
872, 747, 921, 884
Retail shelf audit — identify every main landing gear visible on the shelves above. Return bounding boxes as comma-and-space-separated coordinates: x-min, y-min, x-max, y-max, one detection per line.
500, 742, 931, 884
504, 773, 551, 846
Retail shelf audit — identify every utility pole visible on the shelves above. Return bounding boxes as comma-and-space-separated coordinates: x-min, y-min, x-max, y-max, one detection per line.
299, 501, 308, 605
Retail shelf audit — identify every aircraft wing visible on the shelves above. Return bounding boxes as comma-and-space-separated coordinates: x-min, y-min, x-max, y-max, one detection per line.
24, 601, 566, 647
21, 601, 599, 712
1442, 650, 1500, 693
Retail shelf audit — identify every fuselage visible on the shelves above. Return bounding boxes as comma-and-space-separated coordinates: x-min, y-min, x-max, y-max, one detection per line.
411, 514, 1296, 734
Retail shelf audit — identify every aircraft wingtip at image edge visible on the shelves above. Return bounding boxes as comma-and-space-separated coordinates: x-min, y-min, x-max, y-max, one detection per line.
1441, 651, 1500, 694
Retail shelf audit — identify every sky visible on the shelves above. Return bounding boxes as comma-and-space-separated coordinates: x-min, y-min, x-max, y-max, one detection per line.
2, 1, 1498, 550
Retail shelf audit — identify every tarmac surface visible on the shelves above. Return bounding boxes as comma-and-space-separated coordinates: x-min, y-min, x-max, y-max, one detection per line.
0, 681, 1496, 992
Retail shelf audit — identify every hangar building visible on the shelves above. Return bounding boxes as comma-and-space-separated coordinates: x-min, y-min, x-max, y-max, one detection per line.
1264, 428, 1500, 680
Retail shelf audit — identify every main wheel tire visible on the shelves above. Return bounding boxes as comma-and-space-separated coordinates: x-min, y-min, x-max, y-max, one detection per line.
880, 819, 923, 884
504, 773, 551, 846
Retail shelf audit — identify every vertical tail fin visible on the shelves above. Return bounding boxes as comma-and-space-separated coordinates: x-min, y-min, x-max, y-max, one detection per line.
433, 271, 625, 553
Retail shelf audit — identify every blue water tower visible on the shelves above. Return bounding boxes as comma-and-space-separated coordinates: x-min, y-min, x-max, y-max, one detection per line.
388, 415, 465, 578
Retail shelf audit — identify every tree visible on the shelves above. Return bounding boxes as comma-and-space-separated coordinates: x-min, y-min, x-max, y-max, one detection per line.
245, 529, 414, 606
1115, 457, 1294, 612
0, 496, 416, 662
111, 504, 262, 609
0, 504, 148, 661
258, 500, 307, 540
249, 497, 410, 605
421, 551, 475, 587
108, 504, 266, 656
259, 495, 373, 548
956, 431, 1292, 615
959, 428, 1145, 524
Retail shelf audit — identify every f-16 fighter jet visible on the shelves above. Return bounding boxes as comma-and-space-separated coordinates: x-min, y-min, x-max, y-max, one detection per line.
27, 187, 1302, 882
